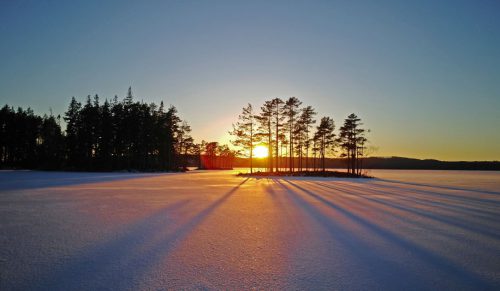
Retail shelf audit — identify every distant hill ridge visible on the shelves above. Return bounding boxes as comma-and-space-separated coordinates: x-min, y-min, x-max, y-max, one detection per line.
358, 157, 500, 170
232, 156, 500, 171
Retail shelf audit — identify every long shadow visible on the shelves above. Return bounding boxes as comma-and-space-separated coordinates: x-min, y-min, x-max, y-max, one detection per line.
307, 181, 500, 241
280, 179, 497, 290
261, 175, 499, 206
377, 178, 500, 196
270, 179, 432, 290
363, 179, 500, 209
0, 171, 186, 192
326, 180, 500, 218
322, 180, 498, 219
24, 178, 249, 291
340, 181, 500, 217
314, 180, 500, 227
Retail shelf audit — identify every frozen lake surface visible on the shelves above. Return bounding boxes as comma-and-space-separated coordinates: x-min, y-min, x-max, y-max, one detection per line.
1, 170, 499, 290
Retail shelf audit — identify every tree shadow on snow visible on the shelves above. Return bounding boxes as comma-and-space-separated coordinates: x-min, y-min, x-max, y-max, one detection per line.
308, 181, 500, 240
22, 178, 249, 290
377, 178, 500, 196
271, 178, 497, 290
0, 171, 185, 192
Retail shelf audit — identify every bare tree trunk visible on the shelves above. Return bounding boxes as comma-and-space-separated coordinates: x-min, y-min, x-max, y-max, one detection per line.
250, 150, 253, 173
275, 111, 279, 173
289, 130, 293, 172
250, 124, 254, 173
268, 121, 273, 173
305, 146, 309, 172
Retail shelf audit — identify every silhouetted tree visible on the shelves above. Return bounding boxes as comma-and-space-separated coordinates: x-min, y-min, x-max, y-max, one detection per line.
197, 140, 206, 169
124, 86, 133, 105
278, 132, 287, 171
177, 121, 194, 170
97, 99, 113, 169
299, 106, 316, 170
217, 144, 235, 169
2, 87, 195, 171
38, 114, 64, 169
256, 101, 273, 172
338, 113, 367, 175
314, 117, 336, 172
0, 105, 64, 169
229, 104, 257, 173
78, 95, 100, 169
312, 135, 319, 171
64, 97, 82, 168
204, 141, 218, 169
293, 121, 305, 171
284, 97, 302, 172
161, 105, 181, 170
271, 98, 285, 172
59, 88, 186, 171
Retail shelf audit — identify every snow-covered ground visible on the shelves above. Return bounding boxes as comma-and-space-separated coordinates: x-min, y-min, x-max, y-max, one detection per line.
0, 170, 499, 290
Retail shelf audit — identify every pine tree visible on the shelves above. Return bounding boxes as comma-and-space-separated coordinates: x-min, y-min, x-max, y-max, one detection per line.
98, 99, 113, 169
314, 117, 336, 172
229, 104, 256, 173
0, 105, 14, 165
284, 97, 302, 172
271, 98, 285, 172
38, 114, 64, 169
3, 87, 192, 172
177, 121, 193, 170
124, 86, 133, 105
64, 97, 82, 168
299, 106, 316, 171
256, 101, 273, 172
338, 113, 366, 175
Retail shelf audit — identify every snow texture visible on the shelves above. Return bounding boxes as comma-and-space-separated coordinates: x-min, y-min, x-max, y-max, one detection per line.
0, 169, 499, 290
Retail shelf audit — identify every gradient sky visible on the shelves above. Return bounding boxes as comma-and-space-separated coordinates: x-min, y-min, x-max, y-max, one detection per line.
1, 0, 499, 161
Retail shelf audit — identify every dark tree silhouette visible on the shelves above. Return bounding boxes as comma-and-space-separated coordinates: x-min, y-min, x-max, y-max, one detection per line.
229, 104, 257, 173
256, 101, 273, 172
284, 97, 302, 172
199, 142, 235, 169
64, 97, 83, 168
2, 87, 194, 171
229, 98, 371, 175
271, 98, 285, 172
38, 114, 64, 169
299, 106, 316, 171
0, 105, 64, 169
97, 99, 113, 169
177, 121, 194, 170
314, 117, 336, 172
2, 90, 373, 175
338, 113, 367, 175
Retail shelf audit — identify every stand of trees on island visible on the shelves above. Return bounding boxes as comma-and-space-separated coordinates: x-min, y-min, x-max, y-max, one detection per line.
230, 97, 369, 176
0, 87, 234, 171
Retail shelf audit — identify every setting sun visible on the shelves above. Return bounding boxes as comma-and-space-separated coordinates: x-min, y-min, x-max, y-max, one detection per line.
253, 145, 269, 159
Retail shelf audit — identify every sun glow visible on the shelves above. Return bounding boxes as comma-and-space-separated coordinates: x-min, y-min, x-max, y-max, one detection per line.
253, 145, 269, 159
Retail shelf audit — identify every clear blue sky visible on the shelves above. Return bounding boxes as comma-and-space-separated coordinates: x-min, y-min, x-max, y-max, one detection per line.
1, 0, 499, 161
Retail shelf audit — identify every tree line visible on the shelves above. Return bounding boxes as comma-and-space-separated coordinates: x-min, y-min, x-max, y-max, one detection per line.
230, 97, 369, 175
0, 87, 234, 171
0, 106, 64, 169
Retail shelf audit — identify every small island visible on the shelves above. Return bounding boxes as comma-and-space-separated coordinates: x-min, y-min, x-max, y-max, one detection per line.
237, 170, 372, 178
229, 98, 370, 178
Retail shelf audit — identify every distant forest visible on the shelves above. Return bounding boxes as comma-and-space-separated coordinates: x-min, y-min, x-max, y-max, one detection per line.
0, 87, 229, 171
